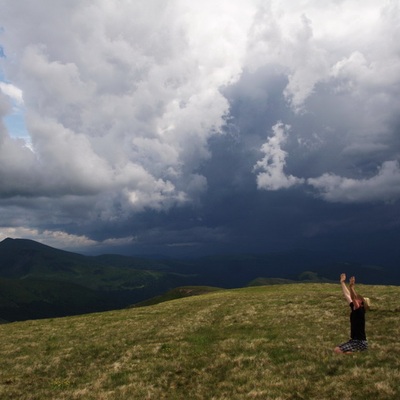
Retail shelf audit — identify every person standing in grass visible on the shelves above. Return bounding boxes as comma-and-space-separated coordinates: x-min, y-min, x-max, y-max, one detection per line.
334, 273, 369, 354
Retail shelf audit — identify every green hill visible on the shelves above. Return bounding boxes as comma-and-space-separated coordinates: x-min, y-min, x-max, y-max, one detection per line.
0, 238, 194, 321
0, 238, 178, 288
0, 283, 399, 400
0, 278, 112, 321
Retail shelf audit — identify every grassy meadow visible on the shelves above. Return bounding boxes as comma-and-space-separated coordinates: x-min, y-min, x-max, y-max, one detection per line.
0, 283, 399, 399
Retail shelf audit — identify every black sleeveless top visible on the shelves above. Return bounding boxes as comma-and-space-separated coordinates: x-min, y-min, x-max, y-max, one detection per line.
350, 302, 366, 340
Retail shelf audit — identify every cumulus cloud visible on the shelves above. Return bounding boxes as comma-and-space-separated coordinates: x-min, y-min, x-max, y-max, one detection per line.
307, 161, 400, 203
254, 122, 304, 190
0, 0, 256, 212
245, 0, 400, 206
0, 81, 23, 105
0, 0, 399, 253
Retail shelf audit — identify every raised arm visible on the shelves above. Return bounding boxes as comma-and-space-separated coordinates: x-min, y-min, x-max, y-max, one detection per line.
349, 276, 361, 308
340, 273, 352, 304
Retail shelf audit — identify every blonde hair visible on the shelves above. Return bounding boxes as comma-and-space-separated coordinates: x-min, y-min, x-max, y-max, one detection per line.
363, 297, 370, 311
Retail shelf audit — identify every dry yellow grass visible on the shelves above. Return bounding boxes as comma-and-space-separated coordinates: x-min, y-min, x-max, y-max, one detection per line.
0, 283, 399, 399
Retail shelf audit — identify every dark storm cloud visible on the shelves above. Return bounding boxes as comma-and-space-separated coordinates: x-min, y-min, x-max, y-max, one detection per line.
0, 0, 399, 264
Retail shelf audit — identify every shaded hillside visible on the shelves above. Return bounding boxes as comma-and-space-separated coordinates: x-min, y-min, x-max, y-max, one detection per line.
0, 238, 166, 281
0, 283, 399, 399
0, 237, 92, 278
0, 238, 194, 321
1, 237, 398, 321
0, 278, 111, 322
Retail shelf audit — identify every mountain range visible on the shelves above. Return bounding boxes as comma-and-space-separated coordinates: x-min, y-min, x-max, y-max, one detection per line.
0, 237, 398, 322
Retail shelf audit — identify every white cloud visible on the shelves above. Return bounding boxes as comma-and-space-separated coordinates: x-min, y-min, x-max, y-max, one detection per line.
0, 80, 29, 144
0, 81, 23, 105
0, 0, 399, 252
246, 0, 400, 204
307, 161, 400, 203
0, 0, 257, 214
0, 227, 137, 252
254, 122, 304, 190
1, 1, 398, 201
244, 0, 400, 113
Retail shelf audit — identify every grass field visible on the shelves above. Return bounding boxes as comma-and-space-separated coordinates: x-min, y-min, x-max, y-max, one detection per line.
0, 283, 399, 399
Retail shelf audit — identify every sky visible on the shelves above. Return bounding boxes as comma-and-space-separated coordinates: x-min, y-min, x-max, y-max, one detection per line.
0, 0, 400, 264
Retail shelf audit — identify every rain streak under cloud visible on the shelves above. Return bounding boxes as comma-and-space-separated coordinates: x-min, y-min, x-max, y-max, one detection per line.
0, 0, 400, 262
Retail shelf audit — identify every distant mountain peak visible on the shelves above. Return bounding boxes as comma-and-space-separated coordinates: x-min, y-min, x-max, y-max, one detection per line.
0, 237, 73, 253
